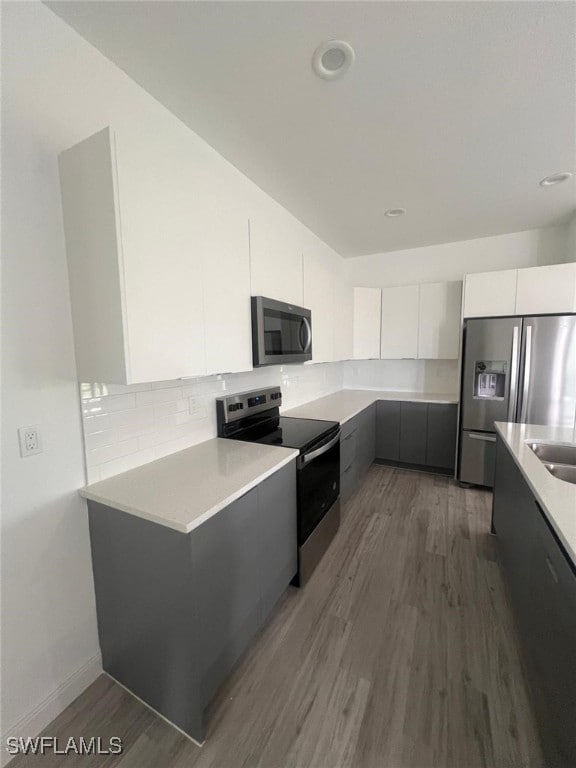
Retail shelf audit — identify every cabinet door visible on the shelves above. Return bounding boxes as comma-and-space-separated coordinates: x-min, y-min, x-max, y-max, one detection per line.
399, 402, 427, 464
492, 439, 537, 622
303, 239, 336, 363
248, 208, 303, 306
526, 503, 576, 766
334, 259, 354, 361
353, 287, 381, 359
191, 487, 261, 704
418, 282, 462, 359
203, 211, 252, 375
463, 269, 517, 318
515, 263, 576, 315
357, 403, 376, 475
375, 401, 401, 460
380, 285, 419, 359
116, 126, 207, 383
258, 463, 298, 618
426, 404, 457, 470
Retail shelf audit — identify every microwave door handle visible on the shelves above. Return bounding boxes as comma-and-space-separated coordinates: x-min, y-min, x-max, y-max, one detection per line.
301, 317, 312, 352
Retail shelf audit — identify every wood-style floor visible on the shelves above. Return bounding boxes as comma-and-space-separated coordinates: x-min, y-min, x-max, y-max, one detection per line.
9, 466, 543, 768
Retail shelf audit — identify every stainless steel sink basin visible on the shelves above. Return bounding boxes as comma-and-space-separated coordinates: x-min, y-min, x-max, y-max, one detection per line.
529, 442, 576, 467
543, 463, 576, 486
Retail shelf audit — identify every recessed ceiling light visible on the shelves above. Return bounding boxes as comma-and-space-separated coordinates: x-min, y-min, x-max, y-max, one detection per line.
539, 172, 573, 187
312, 41, 355, 80
385, 208, 406, 217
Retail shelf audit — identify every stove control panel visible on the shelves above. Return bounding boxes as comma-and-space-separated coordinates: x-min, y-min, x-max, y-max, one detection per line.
216, 386, 282, 427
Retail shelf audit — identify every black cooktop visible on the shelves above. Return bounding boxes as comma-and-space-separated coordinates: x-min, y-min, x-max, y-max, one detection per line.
233, 416, 339, 453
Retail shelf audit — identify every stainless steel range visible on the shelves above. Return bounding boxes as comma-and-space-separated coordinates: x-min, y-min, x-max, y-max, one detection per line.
216, 386, 340, 586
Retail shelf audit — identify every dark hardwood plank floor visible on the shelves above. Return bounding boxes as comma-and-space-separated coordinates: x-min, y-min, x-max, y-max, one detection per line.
8, 466, 542, 768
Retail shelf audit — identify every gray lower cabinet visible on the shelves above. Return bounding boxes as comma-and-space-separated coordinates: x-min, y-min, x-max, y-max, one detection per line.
375, 401, 401, 461
399, 402, 428, 464
375, 401, 457, 472
426, 403, 458, 470
87, 460, 297, 744
339, 404, 376, 504
493, 438, 576, 767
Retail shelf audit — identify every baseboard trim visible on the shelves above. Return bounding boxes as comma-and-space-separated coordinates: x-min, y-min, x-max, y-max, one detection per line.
1, 653, 102, 768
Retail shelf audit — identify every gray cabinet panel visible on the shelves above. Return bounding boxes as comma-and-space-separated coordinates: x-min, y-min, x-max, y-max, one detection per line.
357, 403, 376, 475
191, 488, 262, 704
340, 427, 357, 473
399, 402, 427, 464
258, 462, 297, 617
375, 401, 401, 460
340, 461, 358, 504
426, 404, 457, 469
493, 438, 576, 767
88, 503, 204, 741
526, 505, 576, 766
492, 439, 537, 623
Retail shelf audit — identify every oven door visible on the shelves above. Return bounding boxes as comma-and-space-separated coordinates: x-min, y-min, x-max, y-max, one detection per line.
251, 296, 312, 366
297, 430, 340, 546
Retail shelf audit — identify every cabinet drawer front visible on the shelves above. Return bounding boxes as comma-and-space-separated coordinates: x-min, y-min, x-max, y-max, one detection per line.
340, 414, 358, 440
340, 429, 357, 473
341, 461, 358, 504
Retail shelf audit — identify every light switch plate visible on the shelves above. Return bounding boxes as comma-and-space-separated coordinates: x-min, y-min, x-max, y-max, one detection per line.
18, 426, 42, 457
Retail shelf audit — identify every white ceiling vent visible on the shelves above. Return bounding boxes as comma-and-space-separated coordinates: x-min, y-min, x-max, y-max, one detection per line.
312, 41, 355, 80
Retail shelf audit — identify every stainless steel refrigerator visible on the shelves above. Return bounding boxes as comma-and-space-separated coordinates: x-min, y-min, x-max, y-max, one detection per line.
458, 315, 576, 487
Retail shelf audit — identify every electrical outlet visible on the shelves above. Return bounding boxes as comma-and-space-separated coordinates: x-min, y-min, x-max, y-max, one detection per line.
18, 426, 42, 457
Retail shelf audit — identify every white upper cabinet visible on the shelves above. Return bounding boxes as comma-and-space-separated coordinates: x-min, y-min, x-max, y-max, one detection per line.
353, 288, 382, 359
248, 207, 304, 306
418, 281, 462, 359
463, 269, 518, 318
202, 210, 252, 375
59, 125, 253, 383
333, 258, 354, 361
515, 263, 576, 315
303, 235, 336, 363
380, 285, 419, 359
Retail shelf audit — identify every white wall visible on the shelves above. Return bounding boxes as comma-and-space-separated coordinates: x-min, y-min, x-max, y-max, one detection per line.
345, 225, 569, 287
0, 2, 347, 750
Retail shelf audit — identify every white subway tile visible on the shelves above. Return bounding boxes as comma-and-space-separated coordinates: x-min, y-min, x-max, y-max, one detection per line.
136, 387, 183, 406
98, 447, 157, 480
86, 437, 140, 467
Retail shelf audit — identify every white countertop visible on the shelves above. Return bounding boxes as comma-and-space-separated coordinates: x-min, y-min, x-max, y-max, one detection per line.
495, 422, 576, 565
81, 438, 298, 534
283, 388, 459, 425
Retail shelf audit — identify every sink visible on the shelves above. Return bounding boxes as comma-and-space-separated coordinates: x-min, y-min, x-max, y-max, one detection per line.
543, 463, 576, 486
529, 442, 576, 467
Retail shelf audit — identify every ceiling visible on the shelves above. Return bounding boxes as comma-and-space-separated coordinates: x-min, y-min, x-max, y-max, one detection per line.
46, 1, 576, 258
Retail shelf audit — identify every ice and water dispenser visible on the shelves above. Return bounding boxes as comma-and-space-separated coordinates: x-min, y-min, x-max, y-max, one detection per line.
473, 361, 507, 400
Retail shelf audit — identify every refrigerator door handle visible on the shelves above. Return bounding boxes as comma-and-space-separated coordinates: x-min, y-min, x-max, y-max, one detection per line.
507, 325, 520, 422
520, 324, 533, 423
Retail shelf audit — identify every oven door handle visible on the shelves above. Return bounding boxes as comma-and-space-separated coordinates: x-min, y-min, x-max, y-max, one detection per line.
298, 430, 340, 468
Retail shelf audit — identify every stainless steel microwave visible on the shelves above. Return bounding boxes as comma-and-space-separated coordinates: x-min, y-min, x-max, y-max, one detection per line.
251, 296, 312, 366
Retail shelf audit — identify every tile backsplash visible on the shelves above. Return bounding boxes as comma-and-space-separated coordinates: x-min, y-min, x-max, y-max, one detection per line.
80, 358, 460, 483
343, 359, 459, 394
80, 363, 344, 483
